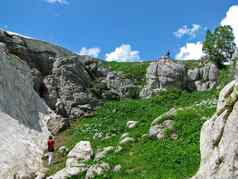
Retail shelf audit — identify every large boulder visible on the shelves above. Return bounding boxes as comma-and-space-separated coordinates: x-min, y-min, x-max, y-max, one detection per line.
0, 43, 58, 178
67, 141, 93, 161
193, 80, 238, 179
140, 58, 186, 98
149, 108, 177, 140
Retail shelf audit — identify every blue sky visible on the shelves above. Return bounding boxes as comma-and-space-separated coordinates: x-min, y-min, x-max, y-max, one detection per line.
0, 0, 237, 61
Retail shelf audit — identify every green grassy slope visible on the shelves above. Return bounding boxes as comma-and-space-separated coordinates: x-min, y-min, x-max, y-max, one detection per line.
47, 62, 231, 179
101, 61, 150, 85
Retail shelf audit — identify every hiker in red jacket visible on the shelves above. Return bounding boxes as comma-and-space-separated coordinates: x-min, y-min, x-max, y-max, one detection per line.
48, 136, 55, 165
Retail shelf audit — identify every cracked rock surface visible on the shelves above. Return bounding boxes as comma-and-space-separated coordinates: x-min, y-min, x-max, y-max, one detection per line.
193, 80, 238, 179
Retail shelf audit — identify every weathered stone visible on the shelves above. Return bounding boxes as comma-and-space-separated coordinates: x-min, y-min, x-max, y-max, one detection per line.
46, 169, 69, 179
188, 63, 219, 91
149, 110, 176, 140
187, 68, 200, 81
140, 58, 186, 98
46, 113, 69, 135
58, 146, 69, 155
65, 158, 88, 176
113, 164, 122, 172
67, 141, 93, 161
151, 108, 177, 126
0, 45, 58, 178
119, 137, 135, 145
85, 162, 110, 179
105, 72, 138, 98
127, 120, 138, 129
193, 81, 238, 179
35, 172, 46, 179
95, 146, 114, 161
120, 133, 130, 140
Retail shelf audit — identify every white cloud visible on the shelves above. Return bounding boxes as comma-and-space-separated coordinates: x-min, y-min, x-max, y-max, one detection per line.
174, 24, 202, 38
46, 0, 69, 5
105, 44, 140, 62
176, 41, 205, 60
79, 47, 101, 58
221, 5, 238, 46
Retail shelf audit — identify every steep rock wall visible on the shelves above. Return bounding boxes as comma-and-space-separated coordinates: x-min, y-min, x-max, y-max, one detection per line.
193, 80, 238, 179
0, 43, 52, 178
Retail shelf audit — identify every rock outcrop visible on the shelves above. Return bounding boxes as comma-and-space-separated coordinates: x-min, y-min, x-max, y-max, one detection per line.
47, 141, 113, 179
140, 57, 219, 98
187, 63, 219, 91
193, 80, 238, 179
140, 58, 186, 98
0, 29, 139, 119
104, 71, 139, 99
0, 43, 58, 178
149, 108, 177, 140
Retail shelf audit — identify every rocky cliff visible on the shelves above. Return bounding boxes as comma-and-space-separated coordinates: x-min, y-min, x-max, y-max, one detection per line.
193, 80, 238, 179
0, 42, 55, 178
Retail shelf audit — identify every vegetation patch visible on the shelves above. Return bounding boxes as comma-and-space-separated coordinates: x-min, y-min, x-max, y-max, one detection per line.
101, 61, 150, 85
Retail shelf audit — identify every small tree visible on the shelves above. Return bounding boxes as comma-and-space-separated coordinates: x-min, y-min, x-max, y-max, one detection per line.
203, 25, 236, 68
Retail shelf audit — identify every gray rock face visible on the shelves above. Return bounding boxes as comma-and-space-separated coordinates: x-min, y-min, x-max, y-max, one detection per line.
140, 59, 219, 98
0, 43, 57, 178
105, 71, 139, 99
42, 56, 99, 119
193, 80, 238, 179
85, 162, 110, 179
140, 58, 186, 98
187, 63, 219, 91
67, 141, 93, 161
0, 29, 74, 76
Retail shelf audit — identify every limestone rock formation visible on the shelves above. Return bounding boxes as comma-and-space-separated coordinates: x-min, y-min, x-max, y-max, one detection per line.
0, 29, 139, 119
47, 141, 113, 179
42, 56, 99, 119
47, 141, 93, 179
187, 63, 219, 91
85, 162, 110, 179
140, 58, 219, 98
67, 141, 93, 161
0, 43, 57, 178
193, 80, 238, 179
140, 58, 186, 98
105, 71, 139, 99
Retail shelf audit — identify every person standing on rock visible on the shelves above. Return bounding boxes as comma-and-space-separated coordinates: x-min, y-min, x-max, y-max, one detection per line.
47, 136, 55, 165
